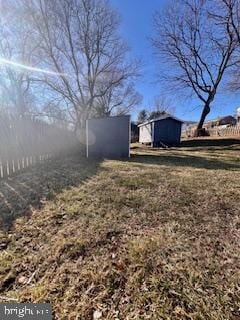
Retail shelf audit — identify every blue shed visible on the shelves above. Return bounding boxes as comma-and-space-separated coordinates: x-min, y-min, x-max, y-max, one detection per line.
138, 114, 183, 147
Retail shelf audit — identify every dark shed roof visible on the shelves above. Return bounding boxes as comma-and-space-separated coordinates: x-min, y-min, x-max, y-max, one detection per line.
138, 114, 184, 127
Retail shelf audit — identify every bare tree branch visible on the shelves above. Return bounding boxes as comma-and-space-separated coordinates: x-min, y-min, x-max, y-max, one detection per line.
152, 0, 238, 135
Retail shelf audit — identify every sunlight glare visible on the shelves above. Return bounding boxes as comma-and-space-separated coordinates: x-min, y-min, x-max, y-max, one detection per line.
0, 58, 67, 76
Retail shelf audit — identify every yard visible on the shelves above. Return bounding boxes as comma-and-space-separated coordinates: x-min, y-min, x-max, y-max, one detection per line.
0, 139, 239, 319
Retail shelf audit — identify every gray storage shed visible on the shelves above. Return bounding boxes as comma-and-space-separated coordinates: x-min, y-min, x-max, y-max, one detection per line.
86, 115, 130, 159
138, 114, 183, 146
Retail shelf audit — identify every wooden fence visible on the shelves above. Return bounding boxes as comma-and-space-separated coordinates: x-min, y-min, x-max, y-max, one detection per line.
182, 124, 240, 138
0, 115, 79, 179
207, 125, 240, 137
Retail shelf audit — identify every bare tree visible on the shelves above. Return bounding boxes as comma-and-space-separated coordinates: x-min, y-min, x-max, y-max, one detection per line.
23, 0, 139, 136
213, 0, 240, 91
153, 95, 175, 114
137, 109, 148, 124
93, 83, 141, 117
152, 0, 238, 135
0, 1, 38, 117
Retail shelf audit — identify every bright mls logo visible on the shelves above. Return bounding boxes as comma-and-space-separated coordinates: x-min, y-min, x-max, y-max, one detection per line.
0, 304, 52, 319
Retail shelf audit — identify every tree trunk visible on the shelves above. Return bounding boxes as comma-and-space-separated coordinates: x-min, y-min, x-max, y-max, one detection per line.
196, 103, 211, 136
74, 110, 89, 151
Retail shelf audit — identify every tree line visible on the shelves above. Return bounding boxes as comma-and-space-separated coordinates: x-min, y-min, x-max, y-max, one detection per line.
1, 0, 240, 136
0, 0, 141, 135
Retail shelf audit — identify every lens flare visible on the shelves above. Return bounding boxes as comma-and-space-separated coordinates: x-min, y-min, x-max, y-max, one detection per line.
0, 58, 67, 76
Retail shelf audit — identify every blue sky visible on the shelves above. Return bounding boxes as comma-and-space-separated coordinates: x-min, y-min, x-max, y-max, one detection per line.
110, 0, 240, 122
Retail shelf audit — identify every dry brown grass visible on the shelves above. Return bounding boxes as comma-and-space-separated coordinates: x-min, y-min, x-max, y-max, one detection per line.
0, 140, 239, 319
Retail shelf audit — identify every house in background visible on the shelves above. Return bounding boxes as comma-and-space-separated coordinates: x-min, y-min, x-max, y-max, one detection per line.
185, 115, 237, 137
204, 115, 236, 129
138, 114, 183, 147
236, 107, 240, 124
181, 121, 198, 137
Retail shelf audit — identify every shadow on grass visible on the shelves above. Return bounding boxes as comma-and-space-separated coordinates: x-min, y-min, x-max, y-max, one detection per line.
130, 153, 240, 171
0, 154, 101, 230
180, 138, 240, 149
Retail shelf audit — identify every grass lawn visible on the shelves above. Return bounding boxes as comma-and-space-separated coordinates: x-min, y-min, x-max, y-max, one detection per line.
0, 139, 239, 319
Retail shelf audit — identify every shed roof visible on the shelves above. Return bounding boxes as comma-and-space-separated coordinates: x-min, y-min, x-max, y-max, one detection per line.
138, 114, 184, 127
